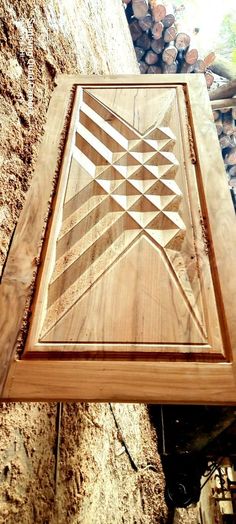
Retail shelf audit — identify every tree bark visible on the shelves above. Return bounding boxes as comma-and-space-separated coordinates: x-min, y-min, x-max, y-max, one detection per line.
151, 37, 165, 54
163, 13, 175, 28
147, 65, 162, 74
138, 14, 153, 31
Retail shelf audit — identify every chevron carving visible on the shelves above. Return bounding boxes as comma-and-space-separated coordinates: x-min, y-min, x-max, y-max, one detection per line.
40, 92, 186, 339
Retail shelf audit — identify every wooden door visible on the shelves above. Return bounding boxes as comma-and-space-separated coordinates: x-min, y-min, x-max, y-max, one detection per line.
1, 75, 236, 402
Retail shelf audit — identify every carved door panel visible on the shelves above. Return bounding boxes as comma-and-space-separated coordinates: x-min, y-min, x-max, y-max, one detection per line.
1, 75, 236, 402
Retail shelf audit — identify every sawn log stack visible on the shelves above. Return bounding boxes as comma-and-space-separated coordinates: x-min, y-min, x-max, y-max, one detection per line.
126, 0, 215, 87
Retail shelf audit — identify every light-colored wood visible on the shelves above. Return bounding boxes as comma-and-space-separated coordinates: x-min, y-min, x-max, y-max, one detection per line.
205, 71, 214, 89
163, 26, 177, 44
222, 112, 234, 136
152, 21, 164, 40
147, 65, 162, 74
150, 2, 166, 22
25, 84, 223, 357
1, 74, 236, 403
136, 33, 151, 51
4, 360, 236, 403
203, 52, 216, 69
185, 45, 198, 66
180, 63, 195, 74
215, 117, 223, 137
0, 77, 74, 395
139, 62, 148, 74
211, 99, 236, 110
129, 19, 143, 42
162, 44, 177, 65
211, 55, 236, 81
175, 33, 190, 51
162, 62, 177, 74
193, 60, 206, 73
187, 74, 236, 359
225, 148, 236, 166
132, 0, 149, 19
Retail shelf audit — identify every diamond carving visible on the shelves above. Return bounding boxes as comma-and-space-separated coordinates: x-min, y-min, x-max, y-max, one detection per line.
40, 92, 186, 338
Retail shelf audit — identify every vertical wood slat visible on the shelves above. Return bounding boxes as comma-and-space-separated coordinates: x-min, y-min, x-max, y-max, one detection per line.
0, 78, 75, 395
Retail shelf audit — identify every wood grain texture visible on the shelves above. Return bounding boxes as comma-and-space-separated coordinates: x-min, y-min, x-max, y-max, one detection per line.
210, 80, 236, 101
25, 83, 223, 356
0, 77, 75, 395
1, 74, 236, 403
211, 98, 236, 110
4, 360, 236, 403
187, 75, 236, 359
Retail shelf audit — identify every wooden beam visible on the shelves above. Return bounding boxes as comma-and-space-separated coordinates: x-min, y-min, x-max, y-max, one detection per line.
210, 55, 236, 81
210, 81, 236, 101
211, 98, 236, 110
3, 360, 236, 403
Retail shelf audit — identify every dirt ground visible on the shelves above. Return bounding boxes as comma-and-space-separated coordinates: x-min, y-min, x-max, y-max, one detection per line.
0, 1, 199, 522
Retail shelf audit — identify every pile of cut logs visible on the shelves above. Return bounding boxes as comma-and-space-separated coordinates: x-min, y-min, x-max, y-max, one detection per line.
125, 0, 215, 87
213, 105, 236, 187
124, 0, 236, 207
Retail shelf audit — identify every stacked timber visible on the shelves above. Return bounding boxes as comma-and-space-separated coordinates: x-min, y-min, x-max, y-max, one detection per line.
126, 0, 215, 87
124, 1, 236, 207
212, 101, 236, 207
217, 108, 236, 171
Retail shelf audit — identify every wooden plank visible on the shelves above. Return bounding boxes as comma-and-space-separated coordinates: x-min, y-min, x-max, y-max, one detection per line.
23, 88, 83, 352
210, 81, 236, 101
55, 74, 191, 85
3, 360, 236, 403
187, 75, 236, 359
0, 77, 75, 395
211, 99, 236, 110
210, 54, 236, 81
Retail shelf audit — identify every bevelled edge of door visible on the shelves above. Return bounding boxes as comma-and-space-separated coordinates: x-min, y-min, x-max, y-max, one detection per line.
185, 76, 236, 360
3, 360, 236, 403
0, 77, 78, 395
1, 74, 236, 402
23, 344, 223, 361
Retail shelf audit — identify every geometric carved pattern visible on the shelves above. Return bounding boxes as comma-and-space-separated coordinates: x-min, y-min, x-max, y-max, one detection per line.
40, 92, 186, 339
